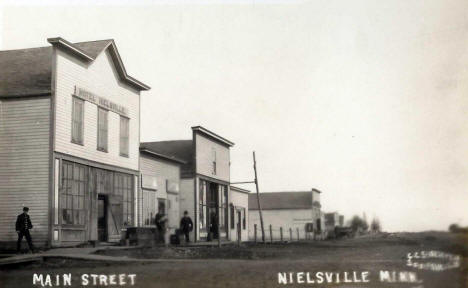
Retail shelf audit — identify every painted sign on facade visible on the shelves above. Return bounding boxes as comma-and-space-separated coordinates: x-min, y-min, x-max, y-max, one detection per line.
74, 86, 129, 117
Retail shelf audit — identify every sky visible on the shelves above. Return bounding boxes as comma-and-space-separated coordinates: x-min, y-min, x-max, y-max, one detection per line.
1, 0, 467, 232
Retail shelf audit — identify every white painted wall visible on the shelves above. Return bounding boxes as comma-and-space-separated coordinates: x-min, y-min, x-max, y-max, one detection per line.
54, 48, 140, 171
249, 209, 317, 241
229, 189, 249, 241
194, 133, 230, 182
139, 154, 180, 233
179, 178, 195, 240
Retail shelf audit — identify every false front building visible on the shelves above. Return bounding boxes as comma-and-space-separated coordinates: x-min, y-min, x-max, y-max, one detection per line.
0, 37, 150, 247
140, 126, 236, 242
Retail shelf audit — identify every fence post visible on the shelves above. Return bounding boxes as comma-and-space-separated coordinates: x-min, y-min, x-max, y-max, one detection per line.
254, 224, 257, 243
289, 228, 292, 241
269, 224, 273, 243
296, 227, 300, 241
280, 227, 283, 242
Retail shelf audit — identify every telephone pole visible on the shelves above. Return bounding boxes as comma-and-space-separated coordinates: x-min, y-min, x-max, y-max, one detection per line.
253, 151, 265, 243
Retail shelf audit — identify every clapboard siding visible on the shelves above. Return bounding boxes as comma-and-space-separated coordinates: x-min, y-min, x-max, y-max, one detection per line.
0, 97, 50, 244
229, 188, 249, 242
194, 133, 230, 183
139, 154, 180, 229
179, 178, 195, 240
54, 49, 140, 171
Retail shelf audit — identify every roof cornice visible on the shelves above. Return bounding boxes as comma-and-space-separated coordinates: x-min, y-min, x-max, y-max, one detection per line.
191, 126, 234, 147
47, 37, 150, 91
47, 37, 94, 61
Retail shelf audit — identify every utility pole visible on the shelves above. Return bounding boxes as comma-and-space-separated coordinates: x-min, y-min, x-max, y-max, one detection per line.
253, 151, 265, 243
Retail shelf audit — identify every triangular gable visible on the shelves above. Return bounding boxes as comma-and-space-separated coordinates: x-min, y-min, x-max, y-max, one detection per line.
48, 37, 150, 91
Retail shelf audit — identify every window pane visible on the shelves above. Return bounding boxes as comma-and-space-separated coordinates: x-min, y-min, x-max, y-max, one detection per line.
73, 210, 80, 224
61, 195, 67, 209
120, 117, 129, 156
67, 195, 72, 209
97, 108, 108, 150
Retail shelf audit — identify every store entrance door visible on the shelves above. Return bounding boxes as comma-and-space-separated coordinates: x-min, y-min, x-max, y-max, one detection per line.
97, 195, 108, 242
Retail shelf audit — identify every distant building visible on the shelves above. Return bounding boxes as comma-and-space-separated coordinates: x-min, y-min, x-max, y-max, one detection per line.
0, 37, 150, 247
248, 189, 323, 240
339, 215, 345, 227
141, 126, 235, 242
325, 212, 341, 235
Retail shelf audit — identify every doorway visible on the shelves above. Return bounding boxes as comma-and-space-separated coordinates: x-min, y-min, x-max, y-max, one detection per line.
207, 183, 219, 240
237, 210, 242, 241
98, 195, 108, 242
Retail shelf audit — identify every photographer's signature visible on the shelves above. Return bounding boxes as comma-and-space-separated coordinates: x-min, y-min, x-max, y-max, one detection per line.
407, 250, 461, 271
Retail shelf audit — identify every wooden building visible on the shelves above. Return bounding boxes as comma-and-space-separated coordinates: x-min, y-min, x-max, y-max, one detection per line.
325, 212, 341, 232
248, 189, 323, 240
229, 186, 249, 242
140, 126, 235, 242
0, 37, 150, 247
139, 147, 184, 235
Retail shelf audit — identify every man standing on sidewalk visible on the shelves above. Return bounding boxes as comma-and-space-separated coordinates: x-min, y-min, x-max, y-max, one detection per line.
16, 207, 34, 253
179, 211, 193, 243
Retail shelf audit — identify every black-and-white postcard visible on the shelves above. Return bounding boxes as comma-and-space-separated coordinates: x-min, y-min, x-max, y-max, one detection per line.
0, 0, 467, 287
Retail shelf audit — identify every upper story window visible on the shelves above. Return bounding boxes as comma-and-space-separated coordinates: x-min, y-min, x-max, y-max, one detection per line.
120, 116, 130, 157
97, 108, 108, 152
212, 148, 217, 175
71, 97, 84, 145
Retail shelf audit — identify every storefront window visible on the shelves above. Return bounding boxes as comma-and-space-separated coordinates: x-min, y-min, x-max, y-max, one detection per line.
199, 180, 206, 230
60, 161, 87, 226
218, 185, 227, 230
115, 172, 133, 226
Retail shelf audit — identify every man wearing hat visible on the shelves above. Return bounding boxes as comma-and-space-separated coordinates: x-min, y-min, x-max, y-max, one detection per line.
16, 207, 34, 253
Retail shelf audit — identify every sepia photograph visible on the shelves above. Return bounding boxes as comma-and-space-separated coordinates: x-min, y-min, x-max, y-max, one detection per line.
0, 0, 467, 287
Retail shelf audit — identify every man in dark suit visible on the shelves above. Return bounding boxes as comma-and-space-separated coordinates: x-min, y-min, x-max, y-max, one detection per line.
179, 210, 193, 243
16, 207, 34, 253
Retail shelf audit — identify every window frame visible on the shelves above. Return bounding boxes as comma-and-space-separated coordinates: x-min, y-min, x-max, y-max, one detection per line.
199, 180, 206, 231
211, 148, 217, 175
71, 97, 84, 145
97, 107, 109, 152
60, 160, 87, 227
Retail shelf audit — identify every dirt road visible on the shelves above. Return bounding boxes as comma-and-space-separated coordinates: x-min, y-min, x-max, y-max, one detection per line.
0, 232, 466, 288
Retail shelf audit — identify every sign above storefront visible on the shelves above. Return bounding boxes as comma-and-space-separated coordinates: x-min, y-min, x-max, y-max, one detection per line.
141, 174, 158, 191
167, 180, 179, 194
73, 86, 129, 117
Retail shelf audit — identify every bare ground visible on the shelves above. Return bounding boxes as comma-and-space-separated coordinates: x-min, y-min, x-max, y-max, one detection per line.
0, 232, 467, 288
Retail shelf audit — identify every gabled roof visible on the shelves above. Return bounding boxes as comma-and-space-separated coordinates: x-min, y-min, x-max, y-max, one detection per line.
0, 37, 150, 98
140, 140, 194, 178
248, 191, 314, 210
